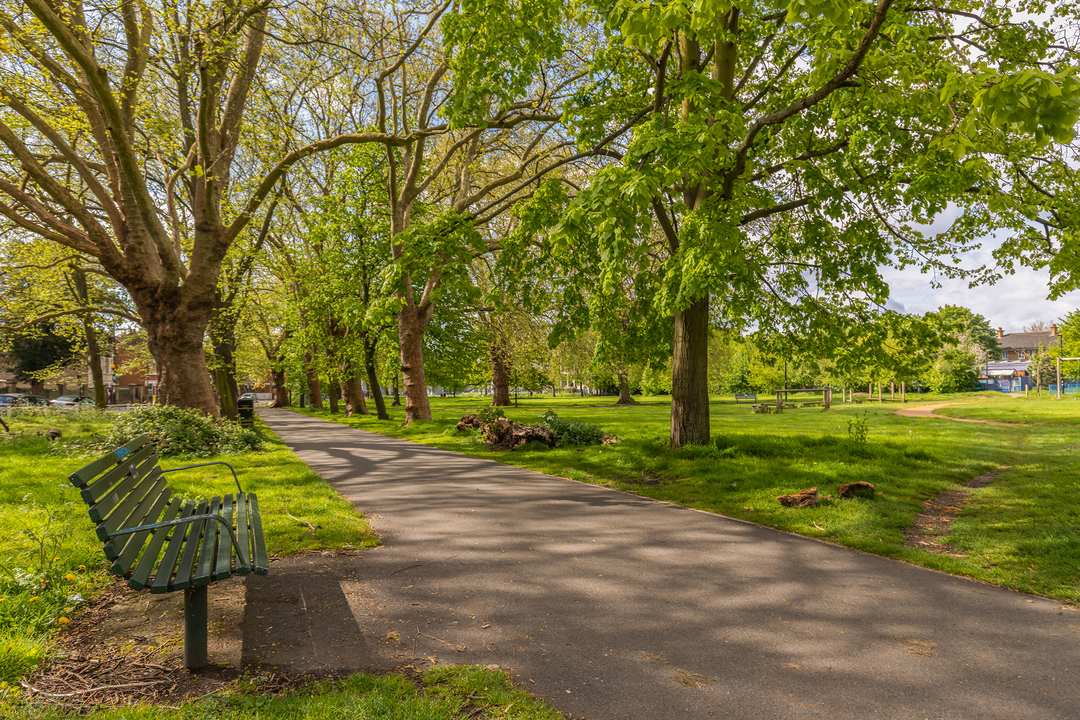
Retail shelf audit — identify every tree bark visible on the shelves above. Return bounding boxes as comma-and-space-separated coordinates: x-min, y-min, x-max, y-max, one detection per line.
398, 304, 432, 422
670, 295, 711, 448
617, 369, 636, 404
211, 320, 239, 420
343, 367, 368, 416
364, 335, 390, 420
305, 351, 323, 409
491, 341, 511, 406
85, 320, 106, 408
73, 270, 107, 408
270, 367, 290, 407
328, 380, 340, 414
137, 289, 218, 415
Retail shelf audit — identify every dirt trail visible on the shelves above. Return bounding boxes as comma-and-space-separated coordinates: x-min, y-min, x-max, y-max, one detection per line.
894, 402, 1021, 426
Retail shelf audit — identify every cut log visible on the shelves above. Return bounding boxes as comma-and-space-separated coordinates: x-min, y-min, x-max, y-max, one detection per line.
456, 413, 482, 431
777, 487, 818, 508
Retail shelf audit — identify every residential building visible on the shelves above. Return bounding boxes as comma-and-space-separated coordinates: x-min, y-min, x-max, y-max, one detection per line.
979, 325, 1060, 392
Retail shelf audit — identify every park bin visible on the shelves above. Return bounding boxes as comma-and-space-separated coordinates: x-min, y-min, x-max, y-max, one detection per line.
237, 397, 255, 427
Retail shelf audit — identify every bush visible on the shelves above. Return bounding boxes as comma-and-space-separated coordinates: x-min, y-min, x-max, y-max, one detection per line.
538, 411, 606, 446
96, 405, 262, 458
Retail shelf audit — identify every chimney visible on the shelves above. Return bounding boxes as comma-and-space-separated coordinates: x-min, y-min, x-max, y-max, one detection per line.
997, 327, 1003, 339
1051, 323, 1059, 336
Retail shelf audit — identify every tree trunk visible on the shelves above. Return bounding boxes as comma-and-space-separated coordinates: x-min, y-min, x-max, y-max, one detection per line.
364, 335, 390, 420
343, 368, 368, 416
328, 381, 340, 414
85, 322, 106, 408
138, 292, 218, 416
211, 295, 240, 420
73, 270, 107, 408
305, 351, 323, 409
270, 367, 290, 407
398, 306, 431, 422
616, 368, 636, 404
491, 341, 511, 406
670, 295, 711, 448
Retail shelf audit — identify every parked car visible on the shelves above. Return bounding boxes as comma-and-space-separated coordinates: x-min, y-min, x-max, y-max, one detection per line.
51, 395, 96, 409
239, 392, 258, 407
0, 393, 54, 408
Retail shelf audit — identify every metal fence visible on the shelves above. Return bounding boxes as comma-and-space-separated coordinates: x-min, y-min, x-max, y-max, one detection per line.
1048, 382, 1080, 395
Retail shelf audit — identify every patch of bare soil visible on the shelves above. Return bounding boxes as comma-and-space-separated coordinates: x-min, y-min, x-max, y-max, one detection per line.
902, 469, 1006, 555
24, 575, 311, 711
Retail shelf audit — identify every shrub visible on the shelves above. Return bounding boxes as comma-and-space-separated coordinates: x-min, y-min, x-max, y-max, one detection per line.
538, 411, 606, 446
96, 405, 262, 458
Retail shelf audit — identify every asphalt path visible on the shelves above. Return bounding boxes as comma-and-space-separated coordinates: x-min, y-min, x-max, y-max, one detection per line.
256, 409, 1079, 719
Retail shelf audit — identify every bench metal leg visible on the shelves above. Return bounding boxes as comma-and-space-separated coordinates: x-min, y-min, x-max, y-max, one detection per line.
184, 585, 208, 669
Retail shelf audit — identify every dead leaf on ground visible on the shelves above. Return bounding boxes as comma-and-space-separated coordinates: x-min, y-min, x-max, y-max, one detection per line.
893, 636, 937, 656
672, 669, 713, 688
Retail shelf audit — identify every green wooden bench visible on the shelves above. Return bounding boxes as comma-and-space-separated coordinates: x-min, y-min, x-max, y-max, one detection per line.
68, 434, 269, 669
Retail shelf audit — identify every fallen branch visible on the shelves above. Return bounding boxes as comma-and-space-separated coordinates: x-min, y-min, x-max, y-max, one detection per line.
417, 628, 465, 651
20, 678, 166, 697
0, 415, 8, 433
285, 511, 318, 533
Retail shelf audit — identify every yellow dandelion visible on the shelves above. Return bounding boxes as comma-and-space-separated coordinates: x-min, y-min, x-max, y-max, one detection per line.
65, 574, 77, 581
29, 596, 39, 601
57, 617, 70, 624
78, 565, 86, 570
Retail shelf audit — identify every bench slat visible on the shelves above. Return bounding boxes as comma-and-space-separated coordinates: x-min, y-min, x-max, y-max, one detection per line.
213, 494, 235, 581
87, 450, 159, 524
173, 499, 209, 591
128, 497, 184, 590
194, 497, 221, 586
68, 435, 153, 489
111, 486, 173, 577
150, 500, 197, 594
235, 492, 251, 573
98, 470, 166, 544
249, 493, 269, 575
81, 444, 157, 507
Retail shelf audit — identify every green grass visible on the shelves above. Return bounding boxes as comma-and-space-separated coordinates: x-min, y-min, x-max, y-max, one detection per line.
934, 394, 1080, 425
0, 409, 376, 682
296, 391, 1080, 605
5, 665, 563, 719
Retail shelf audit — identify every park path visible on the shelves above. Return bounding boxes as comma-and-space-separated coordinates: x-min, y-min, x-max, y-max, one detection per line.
894, 402, 1021, 426
254, 409, 1079, 720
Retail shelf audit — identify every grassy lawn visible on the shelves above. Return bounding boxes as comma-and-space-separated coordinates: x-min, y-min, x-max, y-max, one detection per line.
0, 409, 562, 720
295, 391, 1080, 605
934, 394, 1080, 425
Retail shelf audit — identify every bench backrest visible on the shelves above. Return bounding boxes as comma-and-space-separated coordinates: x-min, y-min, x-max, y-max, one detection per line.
69, 435, 174, 576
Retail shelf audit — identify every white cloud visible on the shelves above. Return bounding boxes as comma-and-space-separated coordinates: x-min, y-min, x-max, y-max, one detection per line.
881, 239, 1080, 331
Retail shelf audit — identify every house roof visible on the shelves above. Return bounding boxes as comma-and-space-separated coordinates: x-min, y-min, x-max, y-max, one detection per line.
1000, 331, 1059, 351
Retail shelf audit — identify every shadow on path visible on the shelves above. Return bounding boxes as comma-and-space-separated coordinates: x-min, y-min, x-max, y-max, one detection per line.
253, 409, 1080, 720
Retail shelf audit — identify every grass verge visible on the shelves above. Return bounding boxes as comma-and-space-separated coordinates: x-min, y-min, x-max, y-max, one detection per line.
292, 392, 1080, 605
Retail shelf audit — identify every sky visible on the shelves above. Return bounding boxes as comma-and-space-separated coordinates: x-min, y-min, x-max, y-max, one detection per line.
879, 208, 1080, 333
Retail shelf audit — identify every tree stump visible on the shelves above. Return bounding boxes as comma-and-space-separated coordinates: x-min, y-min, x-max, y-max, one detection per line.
838, 481, 876, 498
777, 487, 818, 508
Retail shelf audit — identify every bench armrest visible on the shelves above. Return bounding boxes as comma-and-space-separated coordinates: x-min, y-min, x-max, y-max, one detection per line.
160, 461, 243, 494
109, 511, 252, 570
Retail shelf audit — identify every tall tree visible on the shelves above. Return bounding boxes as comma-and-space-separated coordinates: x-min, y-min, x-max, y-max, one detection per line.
548, 0, 1079, 445
0, 0, 444, 415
